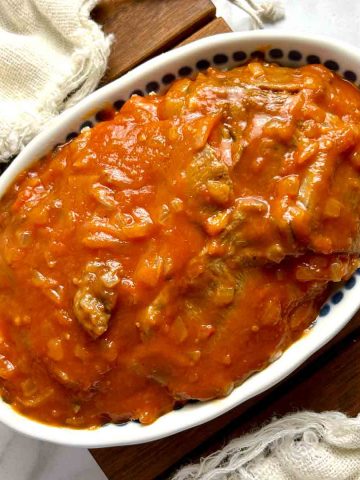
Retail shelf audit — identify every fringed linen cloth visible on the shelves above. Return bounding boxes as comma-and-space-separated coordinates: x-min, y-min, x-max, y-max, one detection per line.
0, 0, 112, 162
173, 412, 360, 480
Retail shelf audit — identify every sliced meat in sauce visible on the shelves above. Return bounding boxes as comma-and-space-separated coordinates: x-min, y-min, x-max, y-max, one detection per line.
0, 61, 360, 428
73, 260, 122, 338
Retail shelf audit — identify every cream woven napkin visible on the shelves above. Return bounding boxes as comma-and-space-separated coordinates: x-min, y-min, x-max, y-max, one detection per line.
0, 0, 112, 162
173, 412, 360, 480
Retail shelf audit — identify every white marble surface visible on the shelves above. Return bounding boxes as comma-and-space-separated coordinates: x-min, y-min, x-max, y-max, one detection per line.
0, 424, 106, 480
0, 1, 359, 479
214, 0, 360, 45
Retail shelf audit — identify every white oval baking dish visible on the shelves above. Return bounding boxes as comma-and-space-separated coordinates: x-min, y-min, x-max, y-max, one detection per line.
1, 31, 360, 447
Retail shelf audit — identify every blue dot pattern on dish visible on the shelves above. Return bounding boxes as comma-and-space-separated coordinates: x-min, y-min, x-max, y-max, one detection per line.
196, 59, 210, 70
331, 291, 344, 305
269, 48, 283, 59
345, 276, 356, 290
233, 51, 247, 62
288, 50, 302, 61
319, 304, 331, 317
344, 70, 357, 82
95, 109, 114, 123
307, 54, 321, 64
162, 73, 176, 85
130, 89, 144, 97
68, 49, 358, 139
251, 50, 265, 60
66, 132, 78, 142
80, 120, 93, 130
146, 81, 160, 93
178, 66, 192, 77
324, 60, 339, 71
113, 99, 125, 111
213, 53, 228, 65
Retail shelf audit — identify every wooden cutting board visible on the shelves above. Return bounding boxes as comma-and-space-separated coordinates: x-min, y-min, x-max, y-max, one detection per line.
92, 0, 231, 83
90, 2, 360, 479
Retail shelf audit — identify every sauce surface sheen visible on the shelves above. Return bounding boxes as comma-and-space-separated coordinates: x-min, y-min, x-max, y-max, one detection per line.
0, 61, 360, 428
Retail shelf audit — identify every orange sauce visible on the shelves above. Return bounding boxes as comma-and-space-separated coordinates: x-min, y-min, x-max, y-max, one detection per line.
0, 62, 359, 428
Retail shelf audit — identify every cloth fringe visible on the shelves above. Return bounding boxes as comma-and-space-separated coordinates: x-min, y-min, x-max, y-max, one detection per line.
226, 0, 285, 29
172, 411, 360, 480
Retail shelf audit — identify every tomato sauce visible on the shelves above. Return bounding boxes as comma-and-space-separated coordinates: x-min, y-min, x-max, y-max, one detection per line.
0, 62, 360, 428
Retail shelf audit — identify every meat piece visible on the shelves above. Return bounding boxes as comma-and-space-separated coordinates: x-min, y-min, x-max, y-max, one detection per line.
182, 146, 297, 265
133, 248, 359, 400
73, 260, 122, 338
281, 117, 360, 254
183, 146, 233, 223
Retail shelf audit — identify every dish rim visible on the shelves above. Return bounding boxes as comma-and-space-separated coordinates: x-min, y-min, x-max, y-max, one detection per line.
0, 30, 360, 447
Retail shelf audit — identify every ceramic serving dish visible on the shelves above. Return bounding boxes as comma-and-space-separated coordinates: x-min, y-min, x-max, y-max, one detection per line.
1, 31, 360, 447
